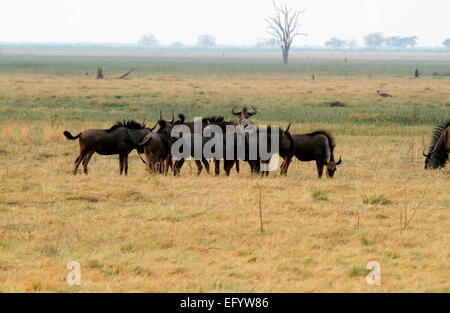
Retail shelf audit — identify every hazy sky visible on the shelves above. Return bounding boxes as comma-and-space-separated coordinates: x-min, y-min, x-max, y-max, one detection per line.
0, 0, 449, 46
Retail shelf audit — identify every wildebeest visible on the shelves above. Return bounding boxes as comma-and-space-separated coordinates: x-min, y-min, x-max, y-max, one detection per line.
280, 130, 342, 178
63, 120, 156, 175
230, 105, 258, 174
423, 120, 450, 169
172, 115, 225, 175
128, 114, 184, 175
209, 121, 292, 177
137, 121, 173, 175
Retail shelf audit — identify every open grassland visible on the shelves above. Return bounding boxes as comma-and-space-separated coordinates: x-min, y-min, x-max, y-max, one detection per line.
0, 55, 449, 292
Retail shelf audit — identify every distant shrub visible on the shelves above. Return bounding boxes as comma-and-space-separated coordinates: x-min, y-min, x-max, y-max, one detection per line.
326, 101, 347, 107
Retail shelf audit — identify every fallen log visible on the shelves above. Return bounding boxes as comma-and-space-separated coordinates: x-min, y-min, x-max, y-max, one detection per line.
118, 69, 134, 79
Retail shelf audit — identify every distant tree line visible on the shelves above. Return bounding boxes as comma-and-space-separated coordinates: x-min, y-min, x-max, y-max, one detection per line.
138, 33, 217, 48
324, 37, 357, 50
324, 34, 450, 50
324, 33, 421, 50
138, 33, 450, 51
364, 33, 418, 49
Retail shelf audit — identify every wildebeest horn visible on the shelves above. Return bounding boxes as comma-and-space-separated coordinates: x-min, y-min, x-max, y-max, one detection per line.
422, 149, 428, 157
149, 121, 158, 131
171, 109, 174, 123
336, 156, 342, 165
248, 105, 257, 116
231, 105, 240, 116
285, 122, 291, 133
159, 111, 162, 121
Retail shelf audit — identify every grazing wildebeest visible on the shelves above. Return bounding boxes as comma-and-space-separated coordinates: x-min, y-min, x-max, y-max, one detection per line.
63, 120, 156, 175
281, 130, 342, 178
423, 120, 450, 169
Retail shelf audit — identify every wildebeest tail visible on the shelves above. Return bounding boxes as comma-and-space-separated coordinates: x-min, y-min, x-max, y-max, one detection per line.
63, 131, 81, 140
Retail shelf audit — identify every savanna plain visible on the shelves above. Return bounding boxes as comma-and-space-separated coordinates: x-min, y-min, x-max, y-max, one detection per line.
0, 53, 449, 292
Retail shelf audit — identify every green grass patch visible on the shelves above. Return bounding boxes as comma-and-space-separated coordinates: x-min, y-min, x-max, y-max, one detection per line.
362, 194, 392, 205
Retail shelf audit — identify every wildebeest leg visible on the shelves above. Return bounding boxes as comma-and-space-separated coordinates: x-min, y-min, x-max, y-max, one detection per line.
281, 156, 292, 176
195, 160, 203, 175
124, 154, 129, 175
73, 152, 84, 175
168, 158, 174, 173
143, 148, 151, 173
119, 154, 125, 175
159, 158, 164, 175
316, 161, 324, 179
255, 161, 261, 174
156, 162, 162, 173
214, 159, 220, 176
172, 160, 178, 176
235, 160, 240, 174
164, 157, 170, 176
248, 161, 255, 174
174, 159, 184, 176
82, 150, 95, 175
144, 151, 152, 173
202, 158, 210, 174
261, 160, 270, 177
249, 160, 259, 174
224, 160, 235, 176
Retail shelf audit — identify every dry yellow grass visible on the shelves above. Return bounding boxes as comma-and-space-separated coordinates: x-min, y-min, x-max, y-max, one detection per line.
0, 61, 449, 292
0, 120, 448, 292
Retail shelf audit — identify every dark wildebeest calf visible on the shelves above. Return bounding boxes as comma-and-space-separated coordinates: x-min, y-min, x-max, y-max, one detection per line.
63, 120, 156, 175
281, 130, 342, 178
423, 120, 450, 169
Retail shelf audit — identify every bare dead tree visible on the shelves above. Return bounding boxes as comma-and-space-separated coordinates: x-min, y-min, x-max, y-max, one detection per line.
265, 1, 307, 64
96, 66, 104, 79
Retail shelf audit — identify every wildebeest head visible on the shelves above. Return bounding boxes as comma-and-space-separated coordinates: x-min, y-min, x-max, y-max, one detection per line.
423, 150, 440, 169
232, 105, 257, 121
423, 121, 450, 169
326, 156, 342, 178
279, 123, 293, 155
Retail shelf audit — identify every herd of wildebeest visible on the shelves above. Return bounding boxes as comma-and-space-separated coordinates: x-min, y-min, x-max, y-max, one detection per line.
63, 106, 450, 177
